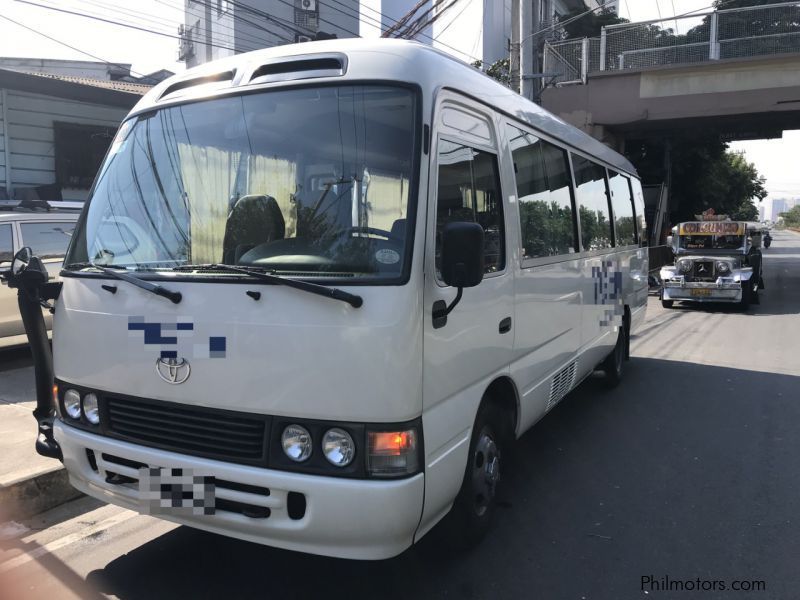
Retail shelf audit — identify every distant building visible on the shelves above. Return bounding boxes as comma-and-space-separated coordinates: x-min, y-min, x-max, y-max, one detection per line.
770, 197, 800, 222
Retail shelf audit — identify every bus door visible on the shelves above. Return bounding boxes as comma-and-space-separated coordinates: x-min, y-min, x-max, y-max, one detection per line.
419, 97, 514, 530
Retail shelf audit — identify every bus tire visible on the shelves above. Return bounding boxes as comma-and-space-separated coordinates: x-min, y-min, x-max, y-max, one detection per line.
601, 321, 627, 387
450, 403, 504, 547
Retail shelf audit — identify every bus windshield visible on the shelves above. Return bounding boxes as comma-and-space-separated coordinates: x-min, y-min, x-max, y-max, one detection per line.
65, 85, 418, 281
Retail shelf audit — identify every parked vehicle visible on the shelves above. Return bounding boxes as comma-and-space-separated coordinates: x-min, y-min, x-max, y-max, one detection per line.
0, 202, 79, 348
6, 40, 649, 559
659, 219, 763, 309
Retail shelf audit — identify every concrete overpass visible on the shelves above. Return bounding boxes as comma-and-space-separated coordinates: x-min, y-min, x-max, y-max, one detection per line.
540, 2, 800, 148
541, 52, 800, 149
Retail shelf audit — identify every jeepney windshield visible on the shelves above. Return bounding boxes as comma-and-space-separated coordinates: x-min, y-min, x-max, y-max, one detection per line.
65, 85, 418, 281
678, 234, 746, 252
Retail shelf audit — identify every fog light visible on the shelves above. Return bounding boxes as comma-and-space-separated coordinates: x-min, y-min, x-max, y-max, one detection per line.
82, 393, 100, 425
63, 389, 81, 420
282, 425, 312, 462
322, 428, 355, 467
367, 429, 419, 477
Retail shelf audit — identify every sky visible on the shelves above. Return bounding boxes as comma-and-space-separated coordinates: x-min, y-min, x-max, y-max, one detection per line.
0, 0, 795, 201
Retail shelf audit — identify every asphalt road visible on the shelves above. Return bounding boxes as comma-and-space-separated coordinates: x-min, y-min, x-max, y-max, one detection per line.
2, 230, 799, 600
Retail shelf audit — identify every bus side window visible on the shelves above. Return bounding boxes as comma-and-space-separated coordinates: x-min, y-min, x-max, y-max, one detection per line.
572, 154, 613, 251
607, 170, 636, 247
435, 139, 505, 277
629, 178, 647, 245
507, 124, 576, 260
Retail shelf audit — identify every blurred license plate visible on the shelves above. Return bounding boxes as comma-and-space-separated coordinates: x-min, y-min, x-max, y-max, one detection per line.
138, 467, 215, 516
691, 288, 712, 297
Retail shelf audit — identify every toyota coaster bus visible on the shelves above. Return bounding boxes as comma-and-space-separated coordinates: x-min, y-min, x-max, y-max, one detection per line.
3, 39, 648, 559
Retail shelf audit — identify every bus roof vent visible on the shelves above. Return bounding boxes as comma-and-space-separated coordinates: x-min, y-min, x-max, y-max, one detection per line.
158, 70, 236, 101
248, 54, 347, 85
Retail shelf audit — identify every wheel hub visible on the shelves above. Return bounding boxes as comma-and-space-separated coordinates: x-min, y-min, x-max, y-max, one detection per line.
471, 430, 500, 517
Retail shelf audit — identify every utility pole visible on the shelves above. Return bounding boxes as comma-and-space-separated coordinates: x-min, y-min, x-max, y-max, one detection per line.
520, 0, 534, 100
510, 0, 520, 94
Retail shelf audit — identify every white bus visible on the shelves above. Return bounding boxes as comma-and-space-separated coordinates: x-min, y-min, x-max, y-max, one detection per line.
46, 39, 647, 559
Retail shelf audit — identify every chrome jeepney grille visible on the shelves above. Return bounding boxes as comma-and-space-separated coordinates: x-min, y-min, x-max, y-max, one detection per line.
692, 260, 715, 281
105, 397, 269, 464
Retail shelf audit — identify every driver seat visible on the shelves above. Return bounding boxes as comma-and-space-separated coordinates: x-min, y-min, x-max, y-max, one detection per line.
223, 195, 285, 264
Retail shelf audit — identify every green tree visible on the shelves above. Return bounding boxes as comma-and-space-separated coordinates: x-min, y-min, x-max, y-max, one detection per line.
471, 58, 511, 87
627, 137, 766, 223
780, 205, 800, 227
560, 8, 626, 39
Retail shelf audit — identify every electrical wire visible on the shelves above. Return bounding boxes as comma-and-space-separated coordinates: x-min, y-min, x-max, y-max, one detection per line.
0, 11, 149, 78
14, 0, 269, 54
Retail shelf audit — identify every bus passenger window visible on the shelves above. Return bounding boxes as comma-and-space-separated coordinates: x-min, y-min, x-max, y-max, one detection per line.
435, 140, 505, 276
572, 155, 613, 251
507, 125, 576, 260
607, 171, 636, 246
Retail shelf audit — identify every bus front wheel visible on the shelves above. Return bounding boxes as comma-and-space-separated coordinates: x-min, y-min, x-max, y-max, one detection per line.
450, 403, 505, 546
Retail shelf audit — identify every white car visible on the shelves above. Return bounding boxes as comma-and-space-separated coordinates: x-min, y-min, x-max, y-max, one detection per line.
0, 203, 80, 348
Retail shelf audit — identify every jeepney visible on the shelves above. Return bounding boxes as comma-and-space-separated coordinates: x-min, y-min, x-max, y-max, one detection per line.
659, 219, 763, 309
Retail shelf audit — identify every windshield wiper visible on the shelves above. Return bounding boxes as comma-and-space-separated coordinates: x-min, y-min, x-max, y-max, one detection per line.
66, 262, 182, 304
172, 264, 363, 308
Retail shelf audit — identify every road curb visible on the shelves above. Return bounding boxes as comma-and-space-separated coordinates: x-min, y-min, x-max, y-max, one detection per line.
0, 465, 84, 521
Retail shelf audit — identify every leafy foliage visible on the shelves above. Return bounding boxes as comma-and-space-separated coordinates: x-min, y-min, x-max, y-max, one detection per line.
779, 205, 800, 227
560, 8, 626, 39
626, 136, 766, 224
471, 58, 511, 87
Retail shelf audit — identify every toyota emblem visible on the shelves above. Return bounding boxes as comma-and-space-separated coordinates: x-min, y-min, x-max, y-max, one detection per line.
156, 357, 191, 384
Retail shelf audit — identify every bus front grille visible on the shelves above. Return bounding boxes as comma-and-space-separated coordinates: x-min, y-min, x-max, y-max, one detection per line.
105, 396, 269, 465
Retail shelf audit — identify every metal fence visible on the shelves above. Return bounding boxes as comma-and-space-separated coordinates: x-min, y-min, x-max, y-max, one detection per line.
543, 2, 800, 86
543, 38, 588, 85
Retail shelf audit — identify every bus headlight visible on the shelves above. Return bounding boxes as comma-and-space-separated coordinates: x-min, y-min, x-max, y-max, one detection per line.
322, 428, 355, 467
367, 429, 419, 477
716, 261, 731, 274
82, 393, 100, 425
282, 424, 312, 462
63, 389, 82, 420
678, 259, 692, 273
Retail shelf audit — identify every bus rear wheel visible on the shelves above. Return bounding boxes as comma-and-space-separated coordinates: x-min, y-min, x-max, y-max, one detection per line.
450, 404, 505, 546
602, 321, 627, 387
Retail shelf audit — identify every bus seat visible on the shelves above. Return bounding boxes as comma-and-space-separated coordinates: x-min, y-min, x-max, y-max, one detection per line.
223, 194, 285, 263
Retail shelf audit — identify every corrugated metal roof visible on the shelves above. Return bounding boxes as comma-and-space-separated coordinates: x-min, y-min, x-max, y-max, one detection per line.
18, 70, 152, 95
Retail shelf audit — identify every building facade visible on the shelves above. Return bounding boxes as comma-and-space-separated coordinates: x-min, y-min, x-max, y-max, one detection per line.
0, 69, 147, 203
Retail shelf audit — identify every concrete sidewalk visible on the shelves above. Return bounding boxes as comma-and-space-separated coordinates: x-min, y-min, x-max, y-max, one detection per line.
0, 366, 82, 520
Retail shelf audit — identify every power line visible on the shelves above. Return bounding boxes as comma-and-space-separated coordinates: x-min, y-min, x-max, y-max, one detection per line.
14, 0, 270, 55
0, 11, 149, 78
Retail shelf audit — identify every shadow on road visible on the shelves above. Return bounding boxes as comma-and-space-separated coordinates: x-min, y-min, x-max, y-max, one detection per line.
81, 357, 800, 600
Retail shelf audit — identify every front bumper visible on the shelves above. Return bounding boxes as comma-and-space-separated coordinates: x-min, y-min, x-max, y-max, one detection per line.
662, 280, 742, 303
54, 422, 425, 560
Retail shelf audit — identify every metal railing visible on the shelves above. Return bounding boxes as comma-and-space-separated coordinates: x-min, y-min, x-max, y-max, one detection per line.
542, 2, 800, 86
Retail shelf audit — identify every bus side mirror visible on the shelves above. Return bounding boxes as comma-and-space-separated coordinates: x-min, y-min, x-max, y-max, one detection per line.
12, 247, 33, 275
440, 222, 484, 288
433, 223, 484, 328
7, 247, 49, 288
